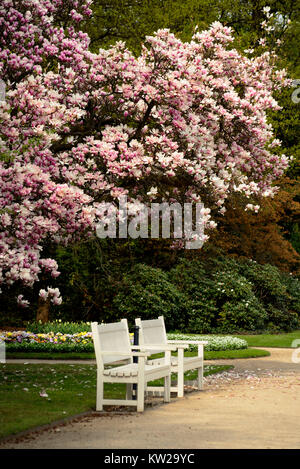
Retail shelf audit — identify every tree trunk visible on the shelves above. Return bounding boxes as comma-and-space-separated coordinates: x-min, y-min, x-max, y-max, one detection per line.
36, 297, 50, 323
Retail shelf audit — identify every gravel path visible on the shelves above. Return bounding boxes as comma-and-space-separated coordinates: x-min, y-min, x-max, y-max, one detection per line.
2, 347, 300, 449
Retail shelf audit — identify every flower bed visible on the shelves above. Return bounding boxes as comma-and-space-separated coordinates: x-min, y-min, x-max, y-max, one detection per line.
0, 328, 248, 353
168, 333, 248, 351
0, 330, 95, 353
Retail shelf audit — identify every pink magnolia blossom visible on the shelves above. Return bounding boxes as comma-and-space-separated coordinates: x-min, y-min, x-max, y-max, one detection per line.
39, 286, 62, 305
0, 1, 291, 303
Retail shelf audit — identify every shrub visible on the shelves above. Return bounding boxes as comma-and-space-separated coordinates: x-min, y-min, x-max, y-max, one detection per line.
212, 270, 268, 332
265, 306, 299, 332
239, 261, 288, 305
183, 299, 218, 333
169, 258, 268, 333
217, 300, 267, 332
168, 259, 217, 332
112, 264, 187, 330
279, 272, 300, 316
239, 260, 300, 331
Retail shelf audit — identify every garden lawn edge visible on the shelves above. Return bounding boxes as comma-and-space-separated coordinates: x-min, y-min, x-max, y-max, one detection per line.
5, 348, 270, 361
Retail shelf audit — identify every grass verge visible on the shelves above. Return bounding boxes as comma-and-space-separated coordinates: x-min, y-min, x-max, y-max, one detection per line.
237, 330, 300, 348
6, 348, 270, 361
0, 362, 233, 440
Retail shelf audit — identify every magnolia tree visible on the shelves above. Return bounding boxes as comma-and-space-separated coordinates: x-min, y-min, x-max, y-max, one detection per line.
0, 0, 291, 308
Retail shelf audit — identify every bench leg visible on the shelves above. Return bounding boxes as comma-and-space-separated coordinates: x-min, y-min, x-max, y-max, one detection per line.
137, 384, 145, 412
137, 358, 145, 412
197, 366, 203, 390
177, 348, 184, 397
164, 375, 171, 403
96, 371, 104, 411
197, 346, 204, 390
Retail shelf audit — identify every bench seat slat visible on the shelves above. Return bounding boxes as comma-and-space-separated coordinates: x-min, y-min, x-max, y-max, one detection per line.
103, 362, 170, 378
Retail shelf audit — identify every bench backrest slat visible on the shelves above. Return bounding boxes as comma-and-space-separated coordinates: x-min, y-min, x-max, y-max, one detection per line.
135, 316, 167, 354
91, 319, 132, 366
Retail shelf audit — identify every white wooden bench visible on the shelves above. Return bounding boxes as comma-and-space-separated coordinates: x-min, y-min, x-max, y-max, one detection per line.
91, 319, 175, 412
135, 316, 208, 397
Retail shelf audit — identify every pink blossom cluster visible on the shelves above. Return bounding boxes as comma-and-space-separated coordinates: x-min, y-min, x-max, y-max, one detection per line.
0, 1, 291, 301
0, 0, 92, 80
39, 287, 62, 305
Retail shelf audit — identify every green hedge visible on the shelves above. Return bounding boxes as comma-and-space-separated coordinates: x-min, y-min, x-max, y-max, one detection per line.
107, 257, 300, 334
168, 257, 300, 333
112, 264, 187, 331
2, 245, 300, 334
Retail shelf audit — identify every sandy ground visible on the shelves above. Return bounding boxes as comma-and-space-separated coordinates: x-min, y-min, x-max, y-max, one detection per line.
1, 347, 300, 449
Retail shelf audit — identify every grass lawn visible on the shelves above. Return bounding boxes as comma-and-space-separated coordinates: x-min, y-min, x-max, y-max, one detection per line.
237, 330, 300, 348
0, 338, 273, 439
0, 362, 233, 439
6, 347, 270, 361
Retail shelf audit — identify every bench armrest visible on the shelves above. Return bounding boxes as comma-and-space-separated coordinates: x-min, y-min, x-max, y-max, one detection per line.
100, 350, 150, 358
131, 344, 178, 352
167, 340, 208, 346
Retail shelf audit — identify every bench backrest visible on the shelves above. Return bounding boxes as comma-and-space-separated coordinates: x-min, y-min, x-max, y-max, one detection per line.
135, 316, 167, 354
91, 319, 132, 366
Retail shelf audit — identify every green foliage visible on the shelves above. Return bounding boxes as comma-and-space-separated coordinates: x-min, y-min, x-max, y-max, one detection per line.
237, 260, 300, 331
238, 261, 287, 304
112, 264, 187, 330
279, 271, 300, 316
53, 238, 137, 323
85, 0, 300, 61
212, 270, 268, 332
168, 258, 217, 332
83, 0, 217, 54
265, 306, 299, 333
218, 301, 267, 332
168, 255, 299, 333
25, 320, 92, 335
169, 257, 268, 333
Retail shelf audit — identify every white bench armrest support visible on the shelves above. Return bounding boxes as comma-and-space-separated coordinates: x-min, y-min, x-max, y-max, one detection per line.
167, 340, 208, 346
132, 344, 179, 352
100, 350, 150, 358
